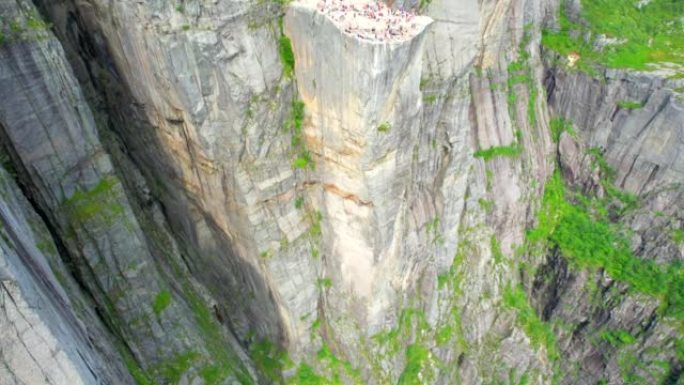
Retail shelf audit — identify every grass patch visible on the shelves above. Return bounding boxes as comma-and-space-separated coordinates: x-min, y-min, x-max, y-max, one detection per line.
293, 151, 314, 169
279, 35, 295, 78
491, 235, 505, 264
157, 352, 199, 384
184, 289, 253, 384
62, 176, 124, 225
600, 329, 636, 348
478, 198, 494, 212
250, 339, 292, 383
528, 171, 684, 322
316, 278, 332, 289
377, 121, 391, 133
397, 344, 431, 385
474, 144, 522, 161
152, 290, 172, 316
503, 285, 560, 361
542, 0, 684, 71
549, 117, 575, 143
673, 228, 684, 246
617, 100, 643, 110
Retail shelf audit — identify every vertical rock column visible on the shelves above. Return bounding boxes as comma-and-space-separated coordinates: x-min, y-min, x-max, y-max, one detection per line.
284, 1, 432, 329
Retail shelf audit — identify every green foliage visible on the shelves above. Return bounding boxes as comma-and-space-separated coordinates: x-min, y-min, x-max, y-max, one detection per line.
478, 198, 494, 212
279, 35, 295, 78
507, 27, 537, 127
549, 117, 575, 143
121, 348, 153, 385
542, 0, 684, 71
490, 235, 505, 264
377, 121, 391, 133
426, 217, 444, 245
184, 289, 253, 385
423, 94, 437, 104
673, 228, 684, 246
435, 325, 453, 346
600, 329, 636, 348
316, 277, 332, 289
293, 151, 314, 169
152, 290, 172, 316
157, 352, 199, 384
294, 196, 304, 209
503, 285, 560, 361
529, 171, 684, 322
289, 363, 328, 385
308, 210, 322, 239
617, 100, 643, 110
397, 344, 430, 385
62, 176, 124, 225
474, 144, 522, 161
250, 340, 292, 383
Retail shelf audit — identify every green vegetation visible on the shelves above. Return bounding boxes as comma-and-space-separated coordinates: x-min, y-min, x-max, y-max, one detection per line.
316, 277, 332, 289
293, 151, 314, 169
549, 117, 575, 143
478, 198, 494, 212
425, 217, 444, 245
62, 176, 124, 225
184, 289, 253, 385
250, 340, 293, 383
286, 99, 314, 170
503, 285, 560, 361
507, 26, 538, 128
121, 347, 153, 385
600, 329, 636, 348
397, 344, 431, 385
152, 290, 172, 316
182, 24, 190, 31
490, 235, 505, 264
528, 171, 684, 322
423, 94, 437, 104
419, 0, 432, 11
542, 0, 684, 71
673, 228, 684, 246
279, 35, 295, 78
377, 121, 391, 133
157, 352, 199, 384
474, 143, 522, 161
294, 196, 304, 209
617, 100, 643, 110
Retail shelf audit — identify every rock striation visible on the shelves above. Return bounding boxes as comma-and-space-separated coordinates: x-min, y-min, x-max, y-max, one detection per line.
0, 0, 682, 384
284, 0, 432, 331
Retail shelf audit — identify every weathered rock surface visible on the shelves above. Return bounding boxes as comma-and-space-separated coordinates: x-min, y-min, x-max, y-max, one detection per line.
0, 0, 682, 383
1, 1, 255, 383
0, 165, 134, 385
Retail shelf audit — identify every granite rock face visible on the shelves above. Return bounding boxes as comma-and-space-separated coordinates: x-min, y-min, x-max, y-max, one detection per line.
0, 164, 134, 385
1, 1, 255, 383
0, 0, 682, 384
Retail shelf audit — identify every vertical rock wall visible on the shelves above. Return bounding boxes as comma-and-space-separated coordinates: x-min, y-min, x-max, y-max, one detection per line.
284, 0, 433, 331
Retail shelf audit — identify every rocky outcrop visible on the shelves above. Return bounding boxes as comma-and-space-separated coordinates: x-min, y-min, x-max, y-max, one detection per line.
540, 64, 684, 384
284, 0, 433, 331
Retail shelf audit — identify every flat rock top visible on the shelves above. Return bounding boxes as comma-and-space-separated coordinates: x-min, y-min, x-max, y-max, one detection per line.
295, 0, 432, 43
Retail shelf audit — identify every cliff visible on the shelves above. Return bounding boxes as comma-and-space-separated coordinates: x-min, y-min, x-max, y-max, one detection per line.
0, 0, 682, 384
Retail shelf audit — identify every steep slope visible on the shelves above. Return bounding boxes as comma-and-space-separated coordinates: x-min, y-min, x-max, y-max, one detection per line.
0, 0, 681, 384
1, 1, 256, 383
